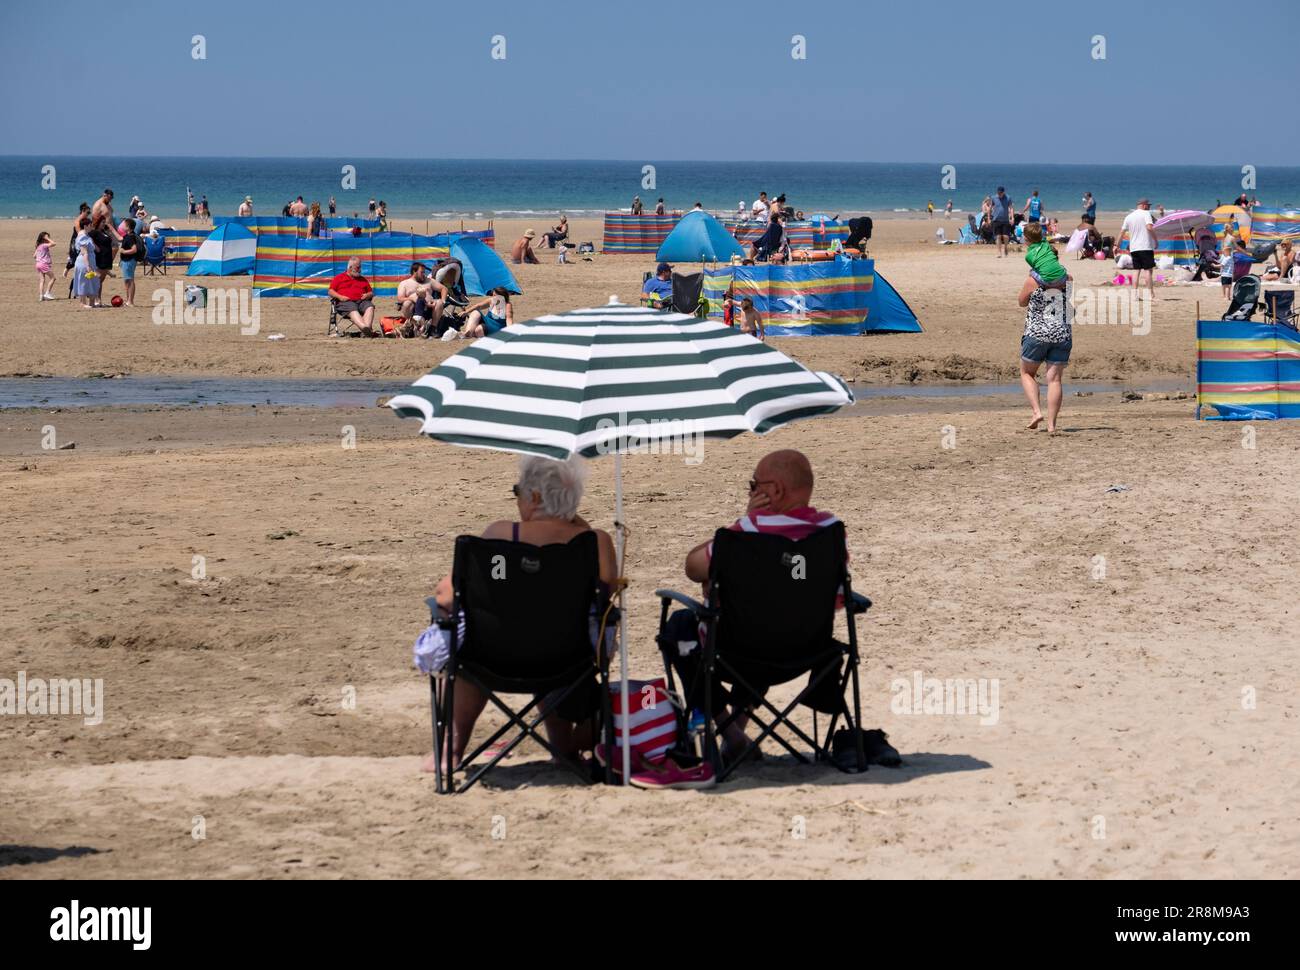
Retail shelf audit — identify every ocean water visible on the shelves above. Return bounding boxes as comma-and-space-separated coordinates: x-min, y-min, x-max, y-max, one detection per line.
3, 157, 1299, 221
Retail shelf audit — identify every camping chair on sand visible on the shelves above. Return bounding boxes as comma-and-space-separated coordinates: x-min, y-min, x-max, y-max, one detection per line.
426, 531, 615, 794
1264, 289, 1296, 328
654, 522, 871, 783
141, 235, 167, 275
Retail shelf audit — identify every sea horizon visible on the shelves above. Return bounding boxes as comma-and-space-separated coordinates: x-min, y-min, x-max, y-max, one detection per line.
3, 156, 1297, 222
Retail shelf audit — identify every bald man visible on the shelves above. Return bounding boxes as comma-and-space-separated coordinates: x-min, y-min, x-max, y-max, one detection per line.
665, 449, 844, 759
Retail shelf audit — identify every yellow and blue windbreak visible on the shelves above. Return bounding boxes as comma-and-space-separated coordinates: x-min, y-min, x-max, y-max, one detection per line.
1197, 319, 1300, 420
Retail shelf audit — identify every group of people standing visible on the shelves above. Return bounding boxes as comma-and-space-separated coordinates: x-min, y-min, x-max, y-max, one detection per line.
48, 188, 147, 308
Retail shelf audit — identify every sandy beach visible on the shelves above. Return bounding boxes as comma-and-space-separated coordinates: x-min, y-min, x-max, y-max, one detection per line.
2, 213, 1297, 880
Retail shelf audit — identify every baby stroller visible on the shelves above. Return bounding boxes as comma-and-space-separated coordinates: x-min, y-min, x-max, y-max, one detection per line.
1222, 274, 1262, 321
1191, 228, 1220, 281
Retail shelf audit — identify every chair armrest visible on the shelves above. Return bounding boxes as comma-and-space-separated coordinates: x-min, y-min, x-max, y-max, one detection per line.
426, 596, 457, 628
849, 592, 872, 615
654, 588, 715, 619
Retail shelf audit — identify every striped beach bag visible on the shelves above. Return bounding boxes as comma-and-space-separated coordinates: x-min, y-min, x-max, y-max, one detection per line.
609, 678, 678, 762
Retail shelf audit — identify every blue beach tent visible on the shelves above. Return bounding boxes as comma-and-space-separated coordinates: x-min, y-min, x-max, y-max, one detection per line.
656, 210, 745, 263
866, 272, 922, 333
451, 237, 520, 295
186, 223, 256, 276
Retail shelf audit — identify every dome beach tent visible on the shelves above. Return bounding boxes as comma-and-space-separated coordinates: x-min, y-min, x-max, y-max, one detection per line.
186, 223, 257, 276
450, 236, 520, 295
655, 210, 745, 263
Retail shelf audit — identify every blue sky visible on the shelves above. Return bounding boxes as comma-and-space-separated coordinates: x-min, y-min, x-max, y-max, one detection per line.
2, 0, 1296, 163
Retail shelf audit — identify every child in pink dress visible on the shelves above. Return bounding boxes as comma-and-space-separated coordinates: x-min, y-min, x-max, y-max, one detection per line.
34, 232, 55, 300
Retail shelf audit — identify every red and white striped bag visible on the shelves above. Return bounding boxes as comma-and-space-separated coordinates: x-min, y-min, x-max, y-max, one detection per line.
609, 678, 678, 762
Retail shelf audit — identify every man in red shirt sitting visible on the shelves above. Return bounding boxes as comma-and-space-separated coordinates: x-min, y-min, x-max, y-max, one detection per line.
328, 256, 377, 336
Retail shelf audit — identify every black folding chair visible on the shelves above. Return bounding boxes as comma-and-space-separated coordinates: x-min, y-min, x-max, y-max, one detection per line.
428, 531, 615, 794
1264, 289, 1296, 329
654, 522, 871, 782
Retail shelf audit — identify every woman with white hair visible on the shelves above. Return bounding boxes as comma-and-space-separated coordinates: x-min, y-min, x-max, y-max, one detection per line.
417, 454, 617, 772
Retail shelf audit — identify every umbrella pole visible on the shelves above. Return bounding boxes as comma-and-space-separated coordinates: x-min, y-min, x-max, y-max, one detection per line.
615, 449, 631, 785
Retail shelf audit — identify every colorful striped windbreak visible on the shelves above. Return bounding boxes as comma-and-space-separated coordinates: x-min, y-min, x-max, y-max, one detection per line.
213, 216, 383, 237
602, 213, 681, 253
723, 218, 850, 251
253, 231, 495, 297
701, 256, 875, 335
1119, 236, 1198, 266
1197, 319, 1300, 420
155, 228, 211, 268
1247, 207, 1300, 245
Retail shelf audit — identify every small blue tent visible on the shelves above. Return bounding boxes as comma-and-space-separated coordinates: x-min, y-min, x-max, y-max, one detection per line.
187, 223, 256, 276
865, 272, 922, 333
451, 237, 520, 295
656, 210, 745, 263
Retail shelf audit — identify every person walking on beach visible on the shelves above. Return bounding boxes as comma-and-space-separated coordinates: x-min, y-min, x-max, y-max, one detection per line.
1022, 189, 1044, 224
239, 196, 253, 216
631, 195, 643, 215
328, 195, 336, 216
945, 199, 953, 219
927, 200, 935, 219
307, 201, 322, 238
200, 195, 209, 221
655, 198, 666, 215
1118, 199, 1157, 297
991, 187, 1015, 257
1017, 262, 1072, 434
34, 231, 55, 301
187, 188, 196, 222
1082, 192, 1096, 222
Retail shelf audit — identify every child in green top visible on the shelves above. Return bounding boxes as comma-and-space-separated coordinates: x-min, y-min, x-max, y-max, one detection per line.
1024, 221, 1067, 290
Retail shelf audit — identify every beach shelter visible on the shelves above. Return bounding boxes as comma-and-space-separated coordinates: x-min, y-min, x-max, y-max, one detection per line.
1119, 236, 1199, 267
451, 237, 520, 295
1196, 319, 1300, 420
602, 212, 680, 253
156, 228, 210, 268
701, 257, 921, 335
1247, 206, 1300, 245
655, 211, 745, 263
865, 272, 923, 333
1211, 205, 1252, 244
187, 223, 256, 276
388, 301, 855, 782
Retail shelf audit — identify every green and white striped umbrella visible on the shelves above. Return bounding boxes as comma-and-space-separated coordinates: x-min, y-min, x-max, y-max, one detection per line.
387, 303, 854, 455
389, 301, 854, 783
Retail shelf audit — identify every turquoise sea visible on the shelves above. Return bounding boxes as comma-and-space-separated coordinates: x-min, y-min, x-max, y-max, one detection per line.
3, 157, 1298, 221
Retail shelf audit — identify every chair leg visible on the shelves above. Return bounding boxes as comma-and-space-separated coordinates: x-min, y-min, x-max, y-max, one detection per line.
430, 676, 444, 795
849, 662, 866, 772
455, 673, 594, 794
